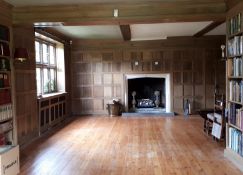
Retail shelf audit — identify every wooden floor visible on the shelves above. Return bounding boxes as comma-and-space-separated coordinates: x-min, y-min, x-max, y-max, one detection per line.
19, 116, 242, 175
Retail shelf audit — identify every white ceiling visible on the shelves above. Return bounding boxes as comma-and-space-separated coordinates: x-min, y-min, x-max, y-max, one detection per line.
131, 22, 212, 41
50, 21, 226, 40
53, 25, 123, 40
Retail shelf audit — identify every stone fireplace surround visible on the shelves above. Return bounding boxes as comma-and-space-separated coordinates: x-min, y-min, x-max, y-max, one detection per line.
124, 74, 171, 113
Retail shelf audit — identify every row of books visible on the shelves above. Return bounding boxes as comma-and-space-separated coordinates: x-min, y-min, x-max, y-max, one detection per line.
230, 57, 243, 76
229, 127, 243, 157
229, 80, 243, 103
0, 73, 10, 88
229, 103, 243, 130
228, 36, 243, 56
229, 13, 242, 36
0, 58, 10, 71
0, 90, 11, 105
0, 104, 12, 122
0, 120, 12, 134
0, 42, 10, 57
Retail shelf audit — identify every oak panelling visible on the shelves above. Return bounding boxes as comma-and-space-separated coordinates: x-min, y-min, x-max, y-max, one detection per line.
93, 74, 103, 85
225, 0, 241, 10
113, 74, 123, 84
194, 85, 205, 97
173, 97, 184, 112
183, 71, 193, 84
174, 85, 183, 97
73, 53, 83, 63
92, 62, 103, 73
81, 87, 92, 98
71, 37, 225, 115
81, 99, 93, 112
0, 0, 12, 26
104, 86, 113, 98
173, 72, 182, 84
84, 52, 102, 62
12, 1, 226, 25
71, 99, 81, 115
193, 71, 204, 85
173, 51, 183, 71
75, 63, 92, 73
76, 74, 92, 85
142, 61, 151, 72
152, 59, 163, 72
13, 27, 39, 146
93, 86, 104, 98
93, 99, 104, 110
102, 62, 112, 72
112, 62, 122, 72
194, 96, 205, 109
114, 85, 122, 98
131, 61, 142, 72
102, 52, 113, 61
103, 74, 113, 84
184, 85, 193, 97
122, 61, 132, 72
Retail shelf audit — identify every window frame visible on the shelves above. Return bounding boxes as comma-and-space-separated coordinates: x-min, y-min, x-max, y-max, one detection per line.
35, 37, 57, 95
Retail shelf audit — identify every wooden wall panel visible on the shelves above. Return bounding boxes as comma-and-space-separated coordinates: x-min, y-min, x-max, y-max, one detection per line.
71, 37, 225, 115
13, 27, 38, 146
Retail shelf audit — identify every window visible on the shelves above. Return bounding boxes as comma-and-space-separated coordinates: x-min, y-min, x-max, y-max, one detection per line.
35, 39, 57, 95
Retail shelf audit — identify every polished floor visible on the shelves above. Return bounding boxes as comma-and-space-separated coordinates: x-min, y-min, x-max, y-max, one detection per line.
20, 116, 242, 175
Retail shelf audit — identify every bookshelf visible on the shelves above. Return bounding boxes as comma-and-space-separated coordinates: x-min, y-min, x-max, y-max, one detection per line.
224, 5, 243, 172
0, 24, 19, 174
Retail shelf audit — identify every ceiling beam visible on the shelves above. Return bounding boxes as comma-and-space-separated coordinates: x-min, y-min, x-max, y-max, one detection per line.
120, 25, 131, 41
12, 1, 226, 25
193, 21, 225, 37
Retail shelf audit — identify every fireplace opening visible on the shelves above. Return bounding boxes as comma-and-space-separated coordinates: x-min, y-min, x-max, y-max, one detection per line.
128, 77, 165, 110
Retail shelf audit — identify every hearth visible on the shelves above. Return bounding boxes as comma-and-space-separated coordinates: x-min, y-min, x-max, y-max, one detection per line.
124, 74, 171, 113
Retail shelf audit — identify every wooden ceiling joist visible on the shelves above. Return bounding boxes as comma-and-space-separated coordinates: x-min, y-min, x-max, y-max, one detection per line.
193, 21, 225, 37
119, 25, 131, 41
12, 1, 226, 25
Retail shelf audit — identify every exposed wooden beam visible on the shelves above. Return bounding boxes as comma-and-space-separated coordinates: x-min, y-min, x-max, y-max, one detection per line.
12, 1, 226, 25
35, 28, 71, 43
119, 25, 131, 41
193, 21, 225, 37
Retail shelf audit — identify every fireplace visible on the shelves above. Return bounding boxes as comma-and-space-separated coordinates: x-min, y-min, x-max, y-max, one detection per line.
124, 74, 171, 113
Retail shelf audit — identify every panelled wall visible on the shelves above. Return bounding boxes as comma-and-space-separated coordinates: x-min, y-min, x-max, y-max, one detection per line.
13, 27, 38, 145
71, 37, 225, 115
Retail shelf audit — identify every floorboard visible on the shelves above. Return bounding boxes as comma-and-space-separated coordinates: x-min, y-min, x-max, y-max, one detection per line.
19, 116, 242, 175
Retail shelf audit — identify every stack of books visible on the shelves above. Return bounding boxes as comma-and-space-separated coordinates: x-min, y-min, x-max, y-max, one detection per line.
229, 127, 243, 157
229, 13, 242, 35
0, 104, 12, 121
0, 73, 9, 88
229, 80, 243, 103
0, 90, 11, 105
231, 57, 243, 76
229, 103, 243, 129
228, 36, 243, 56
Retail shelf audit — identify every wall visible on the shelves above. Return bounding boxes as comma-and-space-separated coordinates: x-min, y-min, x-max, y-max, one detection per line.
0, 0, 12, 27
12, 27, 72, 146
13, 26, 38, 146
71, 36, 225, 115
